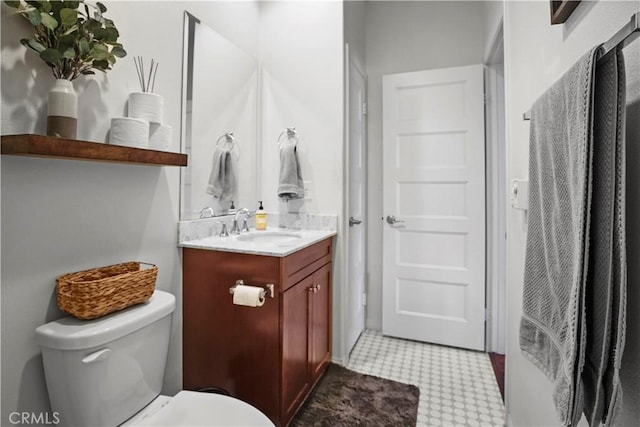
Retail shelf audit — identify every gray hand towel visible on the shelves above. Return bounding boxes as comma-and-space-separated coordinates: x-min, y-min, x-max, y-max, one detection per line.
206, 145, 237, 201
278, 141, 304, 201
520, 46, 600, 426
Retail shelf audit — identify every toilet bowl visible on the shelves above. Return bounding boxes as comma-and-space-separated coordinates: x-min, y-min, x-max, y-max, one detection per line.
122, 391, 272, 426
35, 290, 273, 427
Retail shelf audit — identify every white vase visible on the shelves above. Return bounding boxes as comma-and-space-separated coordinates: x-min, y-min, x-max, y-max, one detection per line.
47, 79, 77, 139
128, 92, 163, 123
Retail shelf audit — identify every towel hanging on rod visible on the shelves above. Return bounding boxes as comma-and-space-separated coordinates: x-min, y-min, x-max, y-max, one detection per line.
523, 11, 639, 121
277, 127, 299, 149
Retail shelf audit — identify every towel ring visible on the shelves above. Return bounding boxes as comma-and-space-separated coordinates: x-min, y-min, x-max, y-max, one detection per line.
277, 127, 299, 149
215, 132, 240, 157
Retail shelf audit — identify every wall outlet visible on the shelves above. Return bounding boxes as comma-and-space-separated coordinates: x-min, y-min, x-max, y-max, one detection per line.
303, 181, 312, 200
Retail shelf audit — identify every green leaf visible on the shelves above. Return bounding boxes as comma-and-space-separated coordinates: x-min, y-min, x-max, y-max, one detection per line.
81, 70, 95, 75
40, 12, 58, 30
96, 2, 106, 13
4, 1, 22, 9
58, 33, 76, 46
61, 46, 75, 59
40, 48, 61, 65
92, 27, 108, 40
105, 27, 118, 42
20, 38, 46, 53
78, 38, 89, 55
86, 19, 101, 32
59, 8, 77, 28
26, 9, 42, 26
64, 1, 80, 9
37, 1, 52, 13
110, 45, 126, 58
90, 44, 109, 60
92, 59, 109, 70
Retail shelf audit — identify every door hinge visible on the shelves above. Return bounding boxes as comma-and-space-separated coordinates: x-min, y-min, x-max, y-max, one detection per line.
362, 293, 367, 306
361, 102, 368, 116
484, 308, 489, 322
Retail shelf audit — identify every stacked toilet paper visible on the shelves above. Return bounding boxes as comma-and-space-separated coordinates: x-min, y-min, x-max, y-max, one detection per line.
109, 92, 172, 150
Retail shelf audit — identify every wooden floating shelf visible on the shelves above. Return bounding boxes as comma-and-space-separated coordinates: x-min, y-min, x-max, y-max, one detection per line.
1, 134, 188, 167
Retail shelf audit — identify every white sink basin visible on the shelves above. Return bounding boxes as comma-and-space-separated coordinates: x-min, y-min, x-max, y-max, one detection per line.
236, 231, 302, 244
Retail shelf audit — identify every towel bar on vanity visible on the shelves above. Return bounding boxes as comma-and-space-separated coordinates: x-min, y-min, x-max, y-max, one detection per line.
523, 12, 640, 121
229, 280, 275, 299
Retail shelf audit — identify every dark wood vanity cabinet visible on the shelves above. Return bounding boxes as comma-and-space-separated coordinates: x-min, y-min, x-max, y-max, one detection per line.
183, 237, 332, 427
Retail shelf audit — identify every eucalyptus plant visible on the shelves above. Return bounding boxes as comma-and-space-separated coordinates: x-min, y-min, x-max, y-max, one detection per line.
5, 0, 126, 80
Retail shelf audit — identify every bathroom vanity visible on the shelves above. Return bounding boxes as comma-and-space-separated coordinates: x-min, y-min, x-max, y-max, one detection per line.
181, 230, 334, 426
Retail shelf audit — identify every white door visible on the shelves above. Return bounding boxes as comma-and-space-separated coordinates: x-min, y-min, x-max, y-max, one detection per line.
345, 47, 366, 354
382, 65, 486, 351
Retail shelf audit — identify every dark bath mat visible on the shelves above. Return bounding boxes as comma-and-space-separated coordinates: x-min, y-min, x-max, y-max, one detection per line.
290, 363, 420, 427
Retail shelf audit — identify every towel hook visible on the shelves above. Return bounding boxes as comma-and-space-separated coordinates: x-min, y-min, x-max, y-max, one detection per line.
216, 132, 236, 146
215, 132, 241, 158
277, 127, 299, 149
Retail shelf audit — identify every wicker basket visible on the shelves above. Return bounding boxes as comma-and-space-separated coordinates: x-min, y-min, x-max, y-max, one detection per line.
57, 262, 157, 320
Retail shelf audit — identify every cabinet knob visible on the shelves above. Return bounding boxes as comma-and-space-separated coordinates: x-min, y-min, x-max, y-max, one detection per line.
316, 284, 321, 291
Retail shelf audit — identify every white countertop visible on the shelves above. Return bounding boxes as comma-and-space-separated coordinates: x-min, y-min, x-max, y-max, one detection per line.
179, 228, 336, 257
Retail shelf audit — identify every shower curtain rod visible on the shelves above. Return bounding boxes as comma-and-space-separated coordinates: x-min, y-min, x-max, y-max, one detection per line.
523, 12, 639, 121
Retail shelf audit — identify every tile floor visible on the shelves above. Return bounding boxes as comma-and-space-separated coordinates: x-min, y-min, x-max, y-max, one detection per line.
347, 330, 506, 427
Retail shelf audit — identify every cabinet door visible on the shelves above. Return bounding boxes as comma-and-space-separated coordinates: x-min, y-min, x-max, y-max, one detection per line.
282, 274, 312, 422
310, 262, 332, 381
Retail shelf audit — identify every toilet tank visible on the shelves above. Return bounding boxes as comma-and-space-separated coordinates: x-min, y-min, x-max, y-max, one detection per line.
35, 290, 176, 427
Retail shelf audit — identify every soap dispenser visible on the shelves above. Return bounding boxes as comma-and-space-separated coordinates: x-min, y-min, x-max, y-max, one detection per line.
255, 201, 267, 231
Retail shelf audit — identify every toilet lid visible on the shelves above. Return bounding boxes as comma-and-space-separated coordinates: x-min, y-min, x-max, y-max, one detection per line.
132, 391, 274, 426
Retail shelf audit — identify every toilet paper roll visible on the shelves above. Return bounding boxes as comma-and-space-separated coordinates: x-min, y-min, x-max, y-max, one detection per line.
232, 285, 265, 307
109, 117, 149, 148
149, 123, 172, 151
129, 92, 163, 123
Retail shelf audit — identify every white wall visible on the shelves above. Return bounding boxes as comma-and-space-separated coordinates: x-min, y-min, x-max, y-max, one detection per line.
1, 1, 260, 422
365, 1, 489, 330
257, 0, 345, 360
503, 1, 640, 425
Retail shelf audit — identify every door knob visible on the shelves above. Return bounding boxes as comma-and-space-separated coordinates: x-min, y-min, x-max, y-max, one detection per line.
386, 215, 405, 225
349, 217, 362, 226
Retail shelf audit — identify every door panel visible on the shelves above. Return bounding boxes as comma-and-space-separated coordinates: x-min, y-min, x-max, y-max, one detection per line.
382, 64, 486, 351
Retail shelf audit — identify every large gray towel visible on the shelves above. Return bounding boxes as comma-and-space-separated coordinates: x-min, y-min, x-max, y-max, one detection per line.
521, 45, 627, 427
278, 141, 305, 201
206, 145, 237, 201
583, 48, 626, 427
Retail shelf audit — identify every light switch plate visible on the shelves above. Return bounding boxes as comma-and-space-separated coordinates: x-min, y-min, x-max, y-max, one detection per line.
510, 179, 529, 210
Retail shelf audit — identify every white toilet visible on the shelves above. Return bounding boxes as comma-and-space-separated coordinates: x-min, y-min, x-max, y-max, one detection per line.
35, 290, 274, 427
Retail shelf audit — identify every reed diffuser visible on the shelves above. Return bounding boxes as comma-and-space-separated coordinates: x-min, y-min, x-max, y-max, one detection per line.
128, 57, 163, 123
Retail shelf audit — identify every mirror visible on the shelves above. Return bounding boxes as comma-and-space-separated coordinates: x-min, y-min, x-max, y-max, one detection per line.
180, 11, 259, 220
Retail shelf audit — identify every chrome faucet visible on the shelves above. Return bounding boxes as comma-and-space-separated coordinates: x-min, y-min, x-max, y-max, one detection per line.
231, 208, 253, 234
218, 221, 229, 237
